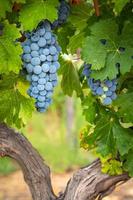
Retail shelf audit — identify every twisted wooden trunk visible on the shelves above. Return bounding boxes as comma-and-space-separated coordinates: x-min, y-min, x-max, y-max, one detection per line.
0, 123, 129, 200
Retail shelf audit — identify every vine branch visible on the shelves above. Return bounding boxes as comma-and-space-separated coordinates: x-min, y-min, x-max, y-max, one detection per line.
93, 0, 100, 16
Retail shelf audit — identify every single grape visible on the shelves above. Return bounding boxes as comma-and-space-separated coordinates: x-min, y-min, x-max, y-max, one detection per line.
40, 55, 46, 62
111, 92, 117, 100
23, 46, 31, 53
31, 57, 41, 66
40, 90, 47, 96
49, 46, 57, 55
31, 43, 39, 51
96, 87, 104, 95
38, 38, 47, 47
37, 95, 46, 102
37, 84, 45, 91
26, 63, 33, 73
42, 63, 50, 72
23, 54, 32, 63
49, 64, 56, 73
38, 78, 46, 85
103, 97, 112, 105
45, 82, 53, 91
31, 51, 39, 57
44, 32, 51, 40
32, 86, 39, 94
39, 72, 46, 78
32, 74, 39, 82
110, 85, 117, 92
105, 90, 112, 97
33, 65, 42, 74
43, 48, 50, 55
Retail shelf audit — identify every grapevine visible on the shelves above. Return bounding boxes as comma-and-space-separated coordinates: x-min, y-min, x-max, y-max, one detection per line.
0, 0, 132, 180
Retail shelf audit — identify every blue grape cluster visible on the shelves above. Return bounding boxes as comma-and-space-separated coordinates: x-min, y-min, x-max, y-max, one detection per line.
22, 21, 61, 112
52, 0, 70, 29
82, 63, 118, 105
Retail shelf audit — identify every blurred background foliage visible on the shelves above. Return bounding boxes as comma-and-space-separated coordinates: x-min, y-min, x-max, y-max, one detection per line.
0, 83, 94, 175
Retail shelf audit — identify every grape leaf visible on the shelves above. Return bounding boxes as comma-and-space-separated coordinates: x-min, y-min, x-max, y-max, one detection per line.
69, 2, 92, 31
19, 0, 58, 30
113, 123, 133, 156
0, 21, 22, 74
82, 95, 97, 124
82, 36, 107, 70
0, 89, 35, 128
68, 31, 85, 54
83, 106, 133, 157
0, 0, 12, 18
57, 25, 75, 53
91, 53, 119, 80
120, 21, 133, 46
113, 92, 133, 123
124, 150, 133, 177
113, 0, 130, 13
82, 19, 133, 79
16, 79, 30, 98
59, 57, 82, 96
94, 114, 116, 156
90, 20, 118, 41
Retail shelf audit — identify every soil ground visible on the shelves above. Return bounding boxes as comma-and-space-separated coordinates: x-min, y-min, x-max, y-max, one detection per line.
0, 171, 133, 200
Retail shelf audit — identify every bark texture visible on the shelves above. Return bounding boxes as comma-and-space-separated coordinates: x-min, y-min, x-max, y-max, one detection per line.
0, 123, 130, 200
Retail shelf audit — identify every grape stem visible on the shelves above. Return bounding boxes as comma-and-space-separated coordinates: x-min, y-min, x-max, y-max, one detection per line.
93, 0, 100, 16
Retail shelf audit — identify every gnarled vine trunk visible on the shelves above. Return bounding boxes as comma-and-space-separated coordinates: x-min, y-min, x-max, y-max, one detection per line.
0, 123, 129, 200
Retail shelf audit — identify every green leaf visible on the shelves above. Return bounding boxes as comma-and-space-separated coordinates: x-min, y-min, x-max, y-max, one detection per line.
82, 110, 117, 156
68, 31, 85, 54
0, 89, 35, 128
19, 0, 58, 30
16, 79, 30, 98
113, 123, 133, 156
57, 24, 75, 53
124, 150, 133, 177
120, 21, 133, 47
59, 57, 82, 96
91, 53, 118, 80
0, 21, 22, 74
69, 2, 92, 31
82, 19, 133, 80
90, 19, 118, 41
82, 36, 107, 70
113, 0, 130, 13
0, 0, 12, 19
113, 92, 133, 123
82, 95, 97, 124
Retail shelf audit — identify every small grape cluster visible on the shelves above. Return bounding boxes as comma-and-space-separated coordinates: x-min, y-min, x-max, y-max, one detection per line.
82, 63, 118, 105
22, 21, 61, 112
52, 0, 70, 29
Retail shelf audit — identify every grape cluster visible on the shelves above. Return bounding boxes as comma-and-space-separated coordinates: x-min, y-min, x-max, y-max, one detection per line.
52, 0, 70, 29
82, 63, 118, 105
22, 21, 61, 112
